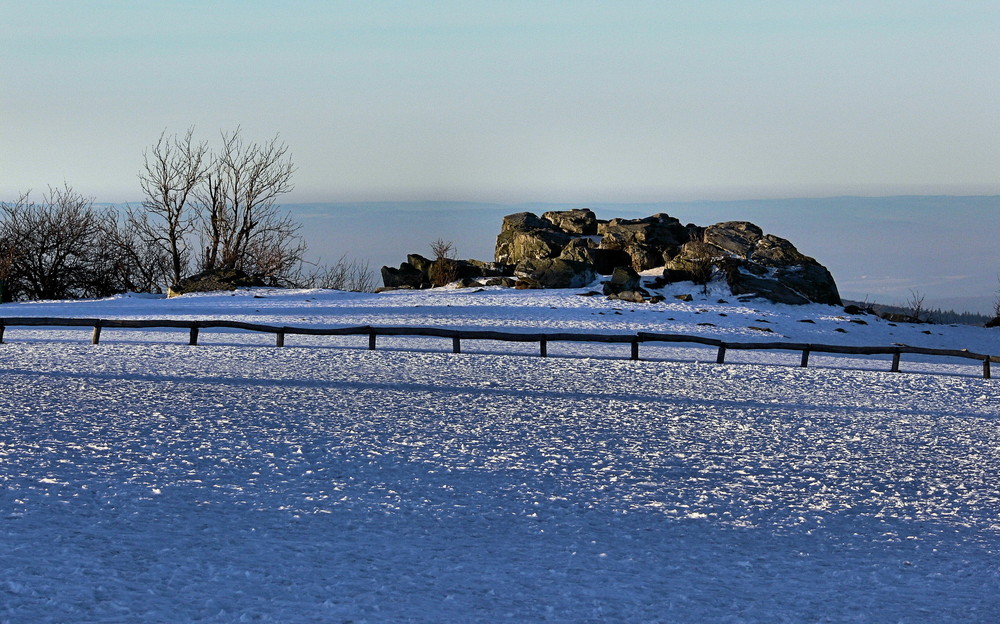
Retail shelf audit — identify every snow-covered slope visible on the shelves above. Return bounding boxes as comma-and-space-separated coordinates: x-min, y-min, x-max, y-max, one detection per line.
1, 286, 998, 622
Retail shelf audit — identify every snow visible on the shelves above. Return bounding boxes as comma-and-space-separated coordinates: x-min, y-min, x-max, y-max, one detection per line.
1, 284, 998, 622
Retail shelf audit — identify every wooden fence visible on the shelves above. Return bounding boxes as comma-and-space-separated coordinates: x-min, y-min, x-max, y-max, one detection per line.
0, 317, 996, 379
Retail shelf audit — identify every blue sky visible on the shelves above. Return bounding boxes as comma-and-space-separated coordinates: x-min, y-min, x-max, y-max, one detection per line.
3, 1, 998, 201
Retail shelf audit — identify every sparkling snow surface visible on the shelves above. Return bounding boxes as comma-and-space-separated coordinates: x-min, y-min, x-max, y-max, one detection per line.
1, 286, 998, 622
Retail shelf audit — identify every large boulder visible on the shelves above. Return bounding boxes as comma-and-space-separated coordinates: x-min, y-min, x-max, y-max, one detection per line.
514, 258, 597, 289
406, 253, 434, 275
698, 221, 842, 305
703, 222, 763, 258
663, 240, 718, 285
723, 266, 813, 305
380, 262, 427, 289
598, 214, 690, 271
543, 208, 598, 235
500, 211, 553, 233
770, 264, 841, 306
557, 237, 597, 264
169, 269, 269, 297
602, 266, 642, 296
495, 212, 574, 266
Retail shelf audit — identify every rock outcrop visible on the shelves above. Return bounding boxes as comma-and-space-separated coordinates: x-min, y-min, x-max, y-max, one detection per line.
492, 209, 840, 305
597, 214, 693, 272
168, 269, 269, 297
495, 212, 574, 266
665, 222, 841, 306
381, 208, 841, 306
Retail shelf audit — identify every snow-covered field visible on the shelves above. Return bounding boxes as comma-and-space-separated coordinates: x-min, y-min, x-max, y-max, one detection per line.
2, 284, 998, 622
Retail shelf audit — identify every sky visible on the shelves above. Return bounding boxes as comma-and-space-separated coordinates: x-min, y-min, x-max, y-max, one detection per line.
2, 2, 999, 310
3, 1, 999, 202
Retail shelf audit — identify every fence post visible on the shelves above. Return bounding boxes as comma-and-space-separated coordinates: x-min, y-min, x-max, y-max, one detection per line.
91, 324, 102, 345
276, 331, 285, 347
189, 326, 199, 346
0, 324, 5, 344
716, 344, 727, 364
630, 340, 639, 361
891, 350, 901, 372
984, 357, 992, 380
800, 347, 810, 368
368, 330, 376, 350
452, 336, 461, 354
539, 338, 547, 358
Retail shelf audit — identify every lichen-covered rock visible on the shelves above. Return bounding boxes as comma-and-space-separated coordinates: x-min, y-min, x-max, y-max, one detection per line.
558, 237, 598, 264
543, 208, 598, 235
495, 228, 573, 265
514, 258, 597, 289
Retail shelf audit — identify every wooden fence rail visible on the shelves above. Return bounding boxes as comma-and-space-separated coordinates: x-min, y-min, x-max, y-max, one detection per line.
0, 317, 996, 379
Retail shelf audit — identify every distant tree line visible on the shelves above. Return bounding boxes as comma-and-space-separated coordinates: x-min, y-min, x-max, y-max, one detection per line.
844, 299, 991, 326
0, 128, 372, 302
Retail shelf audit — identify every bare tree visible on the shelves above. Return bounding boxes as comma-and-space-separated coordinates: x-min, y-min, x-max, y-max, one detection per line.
905, 288, 931, 323
134, 128, 208, 287
197, 128, 301, 280
0, 185, 109, 300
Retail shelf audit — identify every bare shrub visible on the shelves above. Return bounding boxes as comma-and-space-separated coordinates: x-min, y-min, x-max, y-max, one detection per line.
430, 238, 456, 260
427, 259, 458, 287
427, 238, 459, 287
906, 289, 932, 323
303, 255, 375, 292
